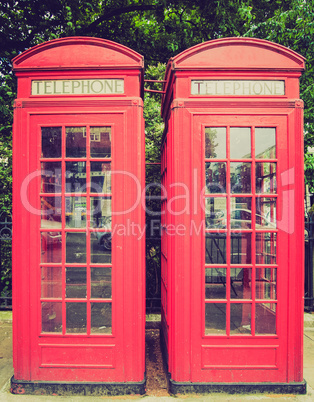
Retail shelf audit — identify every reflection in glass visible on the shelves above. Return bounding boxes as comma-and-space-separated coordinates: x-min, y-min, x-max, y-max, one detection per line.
256, 162, 277, 194
230, 197, 252, 229
41, 127, 62, 158
205, 233, 226, 264
255, 128, 276, 159
205, 268, 226, 299
66, 127, 86, 158
41, 232, 62, 263
91, 197, 111, 228
41, 267, 62, 298
66, 267, 86, 298
256, 233, 276, 264
66, 232, 86, 263
90, 127, 111, 158
205, 162, 226, 193
230, 303, 251, 334
41, 197, 62, 228
41, 162, 62, 193
91, 303, 112, 333
256, 198, 276, 229
66, 302, 87, 333
231, 233, 251, 264
65, 162, 86, 193
91, 236, 111, 264
90, 162, 111, 194
230, 127, 251, 159
205, 127, 226, 159
205, 197, 226, 229
205, 303, 226, 335
255, 303, 276, 334
91, 268, 112, 299
42, 302, 62, 333
256, 268, 277, 299
230, 268, 251, 299
65, 197, 86, 228
230, 162, 251, 194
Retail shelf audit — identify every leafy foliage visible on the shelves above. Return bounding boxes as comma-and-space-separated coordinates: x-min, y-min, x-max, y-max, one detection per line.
245, 0, 314, 190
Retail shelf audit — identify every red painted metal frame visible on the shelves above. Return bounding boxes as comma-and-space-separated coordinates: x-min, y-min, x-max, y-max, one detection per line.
161, 38, 305, 384
12, 38, 145, 383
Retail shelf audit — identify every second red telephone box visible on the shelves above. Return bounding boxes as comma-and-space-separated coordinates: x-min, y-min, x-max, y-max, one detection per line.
11, 37, 145, 395
161, 38, 306, 394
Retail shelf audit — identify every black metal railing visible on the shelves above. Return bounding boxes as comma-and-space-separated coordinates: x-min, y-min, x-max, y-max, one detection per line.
0, 212, 12, 309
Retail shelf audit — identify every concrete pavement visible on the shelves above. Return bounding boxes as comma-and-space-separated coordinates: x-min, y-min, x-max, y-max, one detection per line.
1, 311, 314, 401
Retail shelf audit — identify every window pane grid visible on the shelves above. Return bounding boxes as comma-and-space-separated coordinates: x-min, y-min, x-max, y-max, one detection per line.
204, 125, 278, 337
40, 125, 113, 335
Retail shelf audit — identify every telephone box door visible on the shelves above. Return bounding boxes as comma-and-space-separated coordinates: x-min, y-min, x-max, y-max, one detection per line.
16, 109, 145, 383
190, 112, 299, 383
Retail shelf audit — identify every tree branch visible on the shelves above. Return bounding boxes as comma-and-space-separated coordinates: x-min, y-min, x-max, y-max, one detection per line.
78, 4, 164, 35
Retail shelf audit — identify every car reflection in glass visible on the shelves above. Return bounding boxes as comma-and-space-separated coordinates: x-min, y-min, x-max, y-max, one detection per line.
94, 216, 112, 250
208, 209, 276, 229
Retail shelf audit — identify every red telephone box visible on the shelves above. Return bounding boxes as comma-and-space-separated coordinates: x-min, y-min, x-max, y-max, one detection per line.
161, 38, 306, 394
11, 37, 146, 395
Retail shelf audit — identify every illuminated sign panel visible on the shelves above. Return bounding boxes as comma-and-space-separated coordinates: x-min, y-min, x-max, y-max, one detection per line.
32, 79, 124, 95
191, 80, 285, 96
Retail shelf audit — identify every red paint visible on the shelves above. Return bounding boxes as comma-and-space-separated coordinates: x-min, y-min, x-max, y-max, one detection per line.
12, 37, 145, 383
161, 38, 305, 384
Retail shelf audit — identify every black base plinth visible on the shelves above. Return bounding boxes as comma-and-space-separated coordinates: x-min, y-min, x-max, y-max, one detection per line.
169, 379, 307, 395
11, 375, 146, 396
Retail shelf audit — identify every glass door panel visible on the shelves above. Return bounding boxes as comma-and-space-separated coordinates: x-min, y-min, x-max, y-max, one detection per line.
204, 125, 277, 336
40, 125, 113, 335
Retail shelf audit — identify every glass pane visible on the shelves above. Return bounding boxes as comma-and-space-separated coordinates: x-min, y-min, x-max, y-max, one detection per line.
42, 302, 62, 333
65, 197, 86, 228
256, 233, 276, 264
205, 162, 226, 193
66, 232, 86, 263
205, 127, 226, 159
41, 232, 62, 263
90, 127, 111, 158
91, 302, 112, 334
66, 302, 87, 333
205, 268, 226, 299
91, 235, 112, 264
230, 162, 251, 194
205, 303, 226, 335
255, 303, 276, 334
256, 198, 276, 229
65, 162, 86, 193
66, 127, 86, 158
66, 267, 86, 298
205, 198, 226, 229
41, 267, 62, 298
90, 162, 111, 194
256, 268, 277, 299
231, 233, 252, 264
41, 127, 61, 158
41, 162, 62, 193
230, 303, 251, 335
255, 128, 276, 159
230, 268, 251, 299
205, 233, 226, 264
91, 197, 111, 228
256, 162, 277, 194
230, 197, 252, 229
230, 127, 251, 159
91, 268, 112, 298
41, 197, 62, 228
